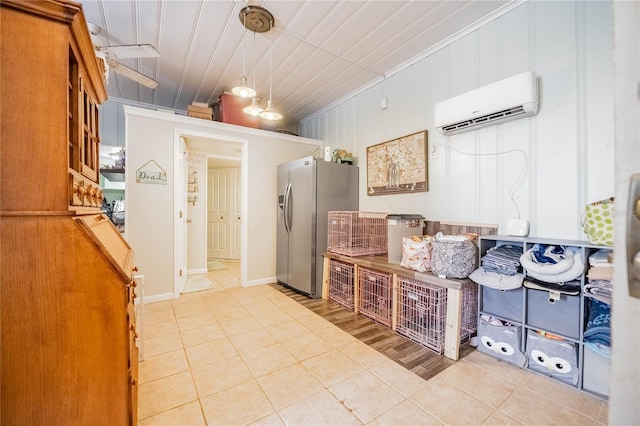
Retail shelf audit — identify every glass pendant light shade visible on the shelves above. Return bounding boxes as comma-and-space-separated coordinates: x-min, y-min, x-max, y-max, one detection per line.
243, 97, 264, 116
231, 76, 256, 98
259, 99, 282, 120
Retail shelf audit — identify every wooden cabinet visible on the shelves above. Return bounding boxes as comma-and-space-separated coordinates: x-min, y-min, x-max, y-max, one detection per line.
1, 0, 106, 213
0, 1, 138, 424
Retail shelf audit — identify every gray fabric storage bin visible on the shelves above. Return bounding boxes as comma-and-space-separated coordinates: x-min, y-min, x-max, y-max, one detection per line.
583, 346, 610, 397
477, 317, 526, 367
481, 286, 524, 322
526, 329, 579, 386
526, 288, 580, 339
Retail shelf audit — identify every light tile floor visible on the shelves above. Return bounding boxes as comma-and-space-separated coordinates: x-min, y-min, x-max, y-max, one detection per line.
138, 261, 608, 425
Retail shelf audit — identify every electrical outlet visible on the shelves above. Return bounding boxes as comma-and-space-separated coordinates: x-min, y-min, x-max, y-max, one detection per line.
430, 147, 437, 159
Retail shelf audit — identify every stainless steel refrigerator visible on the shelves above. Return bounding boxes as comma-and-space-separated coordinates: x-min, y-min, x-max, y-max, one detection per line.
277, 156, 358, 298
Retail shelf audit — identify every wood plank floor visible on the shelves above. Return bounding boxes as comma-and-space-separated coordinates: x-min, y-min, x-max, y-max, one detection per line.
270, 283, 474, 382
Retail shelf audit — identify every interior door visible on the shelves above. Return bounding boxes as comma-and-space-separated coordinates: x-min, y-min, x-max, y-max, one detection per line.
175, 138, 188, 294
609, 2, 640, 421
231, 167, 241, 260
208, 168, 231, 259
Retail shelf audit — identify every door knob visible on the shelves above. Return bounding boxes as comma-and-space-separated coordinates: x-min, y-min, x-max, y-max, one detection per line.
633, 251, 640, 280
187, 219, 192, 223
628, 174, 640, 298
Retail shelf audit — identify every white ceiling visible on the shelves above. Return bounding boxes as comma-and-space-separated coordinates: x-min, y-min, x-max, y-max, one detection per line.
80, 0, 513, 130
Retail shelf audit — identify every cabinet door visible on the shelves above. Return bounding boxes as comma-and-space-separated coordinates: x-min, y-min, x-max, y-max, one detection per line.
80, 77, 100, 181
74, 214, 134, 281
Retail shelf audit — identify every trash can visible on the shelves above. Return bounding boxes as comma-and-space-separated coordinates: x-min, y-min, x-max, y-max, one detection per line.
387, 214, 425, 264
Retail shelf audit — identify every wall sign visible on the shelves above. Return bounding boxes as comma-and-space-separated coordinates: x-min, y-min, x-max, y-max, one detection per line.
366, 130, 428, 196
136, 159, 167, 185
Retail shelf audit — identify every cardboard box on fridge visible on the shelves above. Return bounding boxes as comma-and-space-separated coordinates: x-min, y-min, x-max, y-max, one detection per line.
215, 91, 259, 128
187, 110, 212, 120
187, 103, 213, 120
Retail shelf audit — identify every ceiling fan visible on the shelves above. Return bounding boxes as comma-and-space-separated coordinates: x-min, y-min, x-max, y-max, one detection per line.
88, 23, 160, 89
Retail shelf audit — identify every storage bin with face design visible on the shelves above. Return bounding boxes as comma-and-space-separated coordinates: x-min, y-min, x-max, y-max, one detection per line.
477, 317, 527, 367
525, 329, 579, 385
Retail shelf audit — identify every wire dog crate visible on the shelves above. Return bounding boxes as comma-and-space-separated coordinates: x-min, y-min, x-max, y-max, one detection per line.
358, 267, 393, 327
327, 211, 388, 256
328, 259, 355, 310
396, 277, 478, 354
459, 283, 478, 342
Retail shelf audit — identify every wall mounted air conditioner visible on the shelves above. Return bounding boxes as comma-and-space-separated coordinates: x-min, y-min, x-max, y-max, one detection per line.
434, 71, 538, 135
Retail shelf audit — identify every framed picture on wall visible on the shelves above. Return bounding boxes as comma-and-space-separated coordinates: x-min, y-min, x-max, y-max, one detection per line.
366, 130, 428, 196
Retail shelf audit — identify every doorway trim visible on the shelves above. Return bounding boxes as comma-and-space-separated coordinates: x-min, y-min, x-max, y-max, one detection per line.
173, 128, 249, 298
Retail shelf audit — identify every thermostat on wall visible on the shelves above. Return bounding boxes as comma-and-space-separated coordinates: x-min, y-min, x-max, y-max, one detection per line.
506, 219, 529, 237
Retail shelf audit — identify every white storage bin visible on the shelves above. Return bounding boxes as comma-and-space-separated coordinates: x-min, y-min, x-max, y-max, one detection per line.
583, 345, 610, 397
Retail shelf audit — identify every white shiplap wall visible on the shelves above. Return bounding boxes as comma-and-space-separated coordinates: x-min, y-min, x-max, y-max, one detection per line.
296, 1, 614, 240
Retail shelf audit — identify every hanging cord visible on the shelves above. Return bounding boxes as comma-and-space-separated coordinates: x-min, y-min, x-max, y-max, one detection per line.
252, 30, 257, 90
241, 14, 247, 77
268, 20, 273, 102
435, 142, 529, 219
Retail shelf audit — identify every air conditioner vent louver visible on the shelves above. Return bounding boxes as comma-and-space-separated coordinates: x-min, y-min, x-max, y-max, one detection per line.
441, 106, 527, 133
435, 71, 538, 135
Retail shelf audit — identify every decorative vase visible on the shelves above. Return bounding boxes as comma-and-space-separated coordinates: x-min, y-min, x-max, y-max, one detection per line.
387, 162, 399, 189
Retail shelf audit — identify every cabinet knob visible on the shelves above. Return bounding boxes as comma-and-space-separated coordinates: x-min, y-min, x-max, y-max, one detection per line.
133, 266, 139, 272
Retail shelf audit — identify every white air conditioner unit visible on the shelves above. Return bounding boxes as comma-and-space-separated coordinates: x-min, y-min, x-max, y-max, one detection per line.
434, 71, 539, 135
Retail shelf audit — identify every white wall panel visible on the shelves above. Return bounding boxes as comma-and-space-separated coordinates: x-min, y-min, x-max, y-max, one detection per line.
584, 1, 615, 204
296, 1, 614, 240
532, 0, 578, 239
499, 3, 531, 79
99, 101, 126, 147
446, 32, 478, 223
425, 49, 449, 221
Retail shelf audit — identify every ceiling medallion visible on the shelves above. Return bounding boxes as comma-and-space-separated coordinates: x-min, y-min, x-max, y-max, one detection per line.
239, 6, 274, 33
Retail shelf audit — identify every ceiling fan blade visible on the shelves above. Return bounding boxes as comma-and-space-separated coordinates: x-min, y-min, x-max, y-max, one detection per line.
110, 61, 159, 89
101, 44, 159, 59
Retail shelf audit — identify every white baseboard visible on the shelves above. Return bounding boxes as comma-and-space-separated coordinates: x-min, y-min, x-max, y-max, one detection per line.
188, 268, 208, 275
144, 292, 175, 304
244, 277, 277, 287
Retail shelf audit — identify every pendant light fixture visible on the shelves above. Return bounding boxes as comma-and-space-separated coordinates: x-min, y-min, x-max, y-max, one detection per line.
242, 31, 264, 116
259, 19, 282, 121
231, 13, 256, 98
236, 6, 282, 121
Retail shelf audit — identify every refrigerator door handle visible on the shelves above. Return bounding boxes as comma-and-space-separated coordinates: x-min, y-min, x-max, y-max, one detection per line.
284, 182, 292, 233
